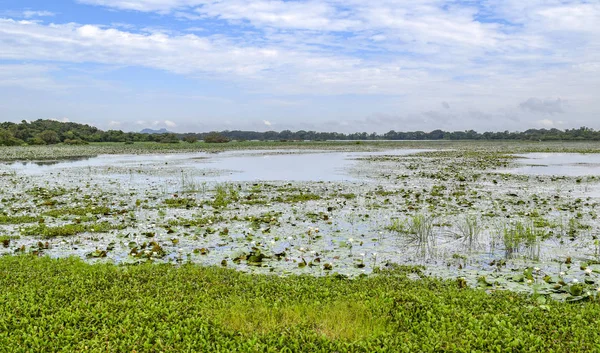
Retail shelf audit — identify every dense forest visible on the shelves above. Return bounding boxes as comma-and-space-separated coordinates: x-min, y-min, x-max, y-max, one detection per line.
1, 119, 600, 146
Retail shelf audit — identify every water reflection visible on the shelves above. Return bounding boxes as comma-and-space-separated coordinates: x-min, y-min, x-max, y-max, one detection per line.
3, 156, 94, 166
499, 153, 600, 176
0, 149, 427, 182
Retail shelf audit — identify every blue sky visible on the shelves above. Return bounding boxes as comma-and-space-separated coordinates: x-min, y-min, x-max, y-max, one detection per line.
0, 0, 599, 133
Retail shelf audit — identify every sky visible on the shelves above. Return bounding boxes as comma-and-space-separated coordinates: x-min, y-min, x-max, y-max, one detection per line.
0, 0, 598, 133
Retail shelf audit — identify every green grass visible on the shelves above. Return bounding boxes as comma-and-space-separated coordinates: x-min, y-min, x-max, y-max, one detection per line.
2, 256, 600, 352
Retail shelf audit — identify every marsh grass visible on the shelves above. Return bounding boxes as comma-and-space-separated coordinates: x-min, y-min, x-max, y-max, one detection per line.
388, 213, 437, 257
179, 172, 203, 194
502, 221, 546, 260
453, 214, 482, 251
212, 184, 240, 208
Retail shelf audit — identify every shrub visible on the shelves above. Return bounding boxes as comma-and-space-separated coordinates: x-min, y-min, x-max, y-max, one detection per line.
204, 132, 230, 143
183, 135, 198, 143
63, 138, 89, 145
37, 130, 60, 145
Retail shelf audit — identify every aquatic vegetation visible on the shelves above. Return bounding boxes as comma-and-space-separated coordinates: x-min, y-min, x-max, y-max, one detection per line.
22, 222, 125, 238
43, 205, 115, 218
211, 184, 240, 208
164, 196, 197, 208
0, 214, 39, 224
3, 256, 600, 351
454, 214, 482, 251
179, 171, 205, 194
274, 192, 321, 203
2, 140, 600, 302
502, 221, 546, 260
387, 214, 437, 257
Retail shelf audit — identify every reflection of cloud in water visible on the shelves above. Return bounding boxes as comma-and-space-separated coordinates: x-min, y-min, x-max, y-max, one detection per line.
8, 156, 95, 166
0, 149, 427, 182
498, 153, 600, 176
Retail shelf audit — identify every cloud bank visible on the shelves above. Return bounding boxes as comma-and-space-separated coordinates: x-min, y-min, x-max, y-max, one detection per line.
0, 0, 598, 132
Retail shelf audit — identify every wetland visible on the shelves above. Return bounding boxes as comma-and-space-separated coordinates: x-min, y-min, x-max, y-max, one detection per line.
3, 140, 600, 351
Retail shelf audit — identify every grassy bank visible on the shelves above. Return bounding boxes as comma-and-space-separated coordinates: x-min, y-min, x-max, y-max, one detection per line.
1, 256, 599, 352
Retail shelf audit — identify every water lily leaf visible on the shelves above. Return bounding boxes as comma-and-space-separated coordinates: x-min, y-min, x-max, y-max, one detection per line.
512, 274, 524, 282
86, 249, 107, 258
477, 276, 492, 287
567, 296, 588, 302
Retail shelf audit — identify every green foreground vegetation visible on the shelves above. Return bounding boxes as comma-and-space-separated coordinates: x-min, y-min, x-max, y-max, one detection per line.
1, 255, 600, 352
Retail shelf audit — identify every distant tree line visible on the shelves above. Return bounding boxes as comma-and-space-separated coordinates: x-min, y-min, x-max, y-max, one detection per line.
1, 119, 600, 146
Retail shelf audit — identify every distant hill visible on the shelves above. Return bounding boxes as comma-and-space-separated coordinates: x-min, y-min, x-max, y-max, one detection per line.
140, 128, 171, 134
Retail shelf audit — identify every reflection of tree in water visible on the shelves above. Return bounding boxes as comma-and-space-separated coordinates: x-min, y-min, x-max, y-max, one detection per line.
10, 156, 95, 167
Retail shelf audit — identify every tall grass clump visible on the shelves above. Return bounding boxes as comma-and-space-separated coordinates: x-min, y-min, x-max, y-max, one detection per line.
179, 172, 202, 194
388, 213, 437, 257
211, 184, 240, 208
502, 220, 546, 260
454, 214, 482, 251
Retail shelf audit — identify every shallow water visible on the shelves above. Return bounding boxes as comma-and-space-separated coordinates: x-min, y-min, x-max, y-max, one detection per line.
2, 147, 600, 299
0, 149, 427, 182
500, 153, 600, 176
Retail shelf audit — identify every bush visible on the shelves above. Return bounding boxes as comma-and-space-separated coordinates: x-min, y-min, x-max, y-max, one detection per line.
63, 139, 89, 145
0, 129, 25, 146
183, 135, 198, 143
27, 137, 47, 145
37, 130, 60, 145
204, 133, 230, 143
157, 133, 181, 144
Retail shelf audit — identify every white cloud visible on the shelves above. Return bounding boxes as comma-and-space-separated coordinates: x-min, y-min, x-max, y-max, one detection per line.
108, 120, 121, 127
536, 119, 564, 128
22, 10, 55, 19
263, 120, 272, 126
77, 0, 200, 13
164, 120, 177, 127
1, 1, 600, 131
520, 98, 566, 114
50, 117, 70, 122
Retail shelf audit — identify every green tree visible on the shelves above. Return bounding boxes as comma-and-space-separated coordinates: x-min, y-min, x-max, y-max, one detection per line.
0, 129, 24, 146
204, 132, 230, 143
183, 135, 197, 143
37, 130, 60, 145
